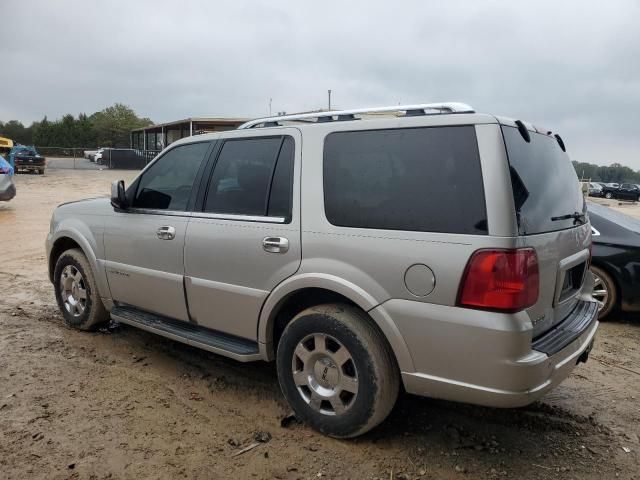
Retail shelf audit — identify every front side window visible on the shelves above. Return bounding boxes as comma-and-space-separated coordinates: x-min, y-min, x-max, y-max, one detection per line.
132, 142, 210, 211
204, 136, 294, 219
323, 126, 488, 234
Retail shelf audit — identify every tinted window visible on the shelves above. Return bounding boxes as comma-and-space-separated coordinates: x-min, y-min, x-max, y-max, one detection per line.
133, 142, 209, 210
502, 126, 584, 235
267, 136, 295, 219
323, 126, 487, 234
204, 137, 293, 218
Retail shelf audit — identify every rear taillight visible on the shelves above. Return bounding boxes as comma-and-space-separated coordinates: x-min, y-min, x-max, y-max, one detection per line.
457, 248, 539, 313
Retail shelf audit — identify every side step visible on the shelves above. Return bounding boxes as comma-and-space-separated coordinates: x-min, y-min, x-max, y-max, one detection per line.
110, 306, 261, 362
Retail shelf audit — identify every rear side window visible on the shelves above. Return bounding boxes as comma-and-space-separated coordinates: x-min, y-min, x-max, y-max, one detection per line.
323, 126, 487, 234
502, 126, 584, 235
204, 136, 294, 220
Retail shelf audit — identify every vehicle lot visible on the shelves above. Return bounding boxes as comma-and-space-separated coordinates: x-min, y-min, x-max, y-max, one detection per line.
1, 169, 639, 479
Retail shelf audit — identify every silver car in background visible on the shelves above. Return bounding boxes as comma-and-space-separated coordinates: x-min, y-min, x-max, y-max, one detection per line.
46, 103, 598, 437
0, 156, 16, 201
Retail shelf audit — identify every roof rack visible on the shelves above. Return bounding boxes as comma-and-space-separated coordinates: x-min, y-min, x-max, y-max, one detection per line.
238, 102, 475, 129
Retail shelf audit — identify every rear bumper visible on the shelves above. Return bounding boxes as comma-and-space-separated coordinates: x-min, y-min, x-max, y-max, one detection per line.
372, 299, 599, 408
16, 162, 45, 171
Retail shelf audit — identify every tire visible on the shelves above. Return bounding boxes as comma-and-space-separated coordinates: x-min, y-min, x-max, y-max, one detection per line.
591, 265, 617, 320
276, 303, 399, 438
53, 248, 108, 331
605, 192, 613, 199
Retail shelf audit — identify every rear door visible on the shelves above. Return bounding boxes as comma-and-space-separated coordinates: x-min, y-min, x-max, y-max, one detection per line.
501, 124, 591, 336
183, 129, 301, 340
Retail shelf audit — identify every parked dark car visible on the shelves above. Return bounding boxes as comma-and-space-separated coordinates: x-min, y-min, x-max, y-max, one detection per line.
588, 182, 603, 197
12, 146, 46, 174
601, 183, 640, 201
588, 202, 640, 319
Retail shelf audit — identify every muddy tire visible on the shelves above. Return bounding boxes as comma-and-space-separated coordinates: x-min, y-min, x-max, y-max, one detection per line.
591, 265, 617, 320
53, 248, 108, 331
276, 303, 399, 438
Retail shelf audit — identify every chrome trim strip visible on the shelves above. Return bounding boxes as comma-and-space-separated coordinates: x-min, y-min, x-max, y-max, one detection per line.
191, 212, 287, 223
126, 208, 192, 217
238, 102, 475, 129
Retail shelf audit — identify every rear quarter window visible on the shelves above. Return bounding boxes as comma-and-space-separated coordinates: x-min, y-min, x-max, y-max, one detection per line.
323, 126, 488, 235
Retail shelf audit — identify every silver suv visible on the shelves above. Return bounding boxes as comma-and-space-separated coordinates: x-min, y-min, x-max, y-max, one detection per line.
46, 103, 598, 437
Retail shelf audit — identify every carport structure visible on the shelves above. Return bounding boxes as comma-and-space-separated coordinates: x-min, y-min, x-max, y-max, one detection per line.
130, 117, 248, 152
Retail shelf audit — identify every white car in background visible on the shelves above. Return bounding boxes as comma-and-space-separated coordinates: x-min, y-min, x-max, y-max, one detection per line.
92, 148, 105, 163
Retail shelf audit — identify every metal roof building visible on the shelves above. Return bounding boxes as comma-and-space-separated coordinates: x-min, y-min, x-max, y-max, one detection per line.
130, 117, 248, 151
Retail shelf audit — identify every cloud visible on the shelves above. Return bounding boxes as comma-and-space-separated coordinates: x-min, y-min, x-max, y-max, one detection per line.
1, 0, 638, 167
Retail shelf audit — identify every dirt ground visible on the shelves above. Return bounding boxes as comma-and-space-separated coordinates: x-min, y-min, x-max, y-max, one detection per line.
1, 165, 639, 480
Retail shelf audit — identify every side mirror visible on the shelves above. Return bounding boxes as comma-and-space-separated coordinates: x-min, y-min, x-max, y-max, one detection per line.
111, 180, 127, 209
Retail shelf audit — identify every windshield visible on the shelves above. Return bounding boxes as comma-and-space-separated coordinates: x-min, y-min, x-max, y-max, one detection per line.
502, 126, 585, 235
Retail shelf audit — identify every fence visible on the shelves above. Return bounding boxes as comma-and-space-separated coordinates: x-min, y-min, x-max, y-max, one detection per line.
34, 147, 160, 170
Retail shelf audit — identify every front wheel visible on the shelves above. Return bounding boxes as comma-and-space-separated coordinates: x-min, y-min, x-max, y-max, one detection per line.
605, 192, 613, 199
53, 248, 108, 331
276, 304, 399, 438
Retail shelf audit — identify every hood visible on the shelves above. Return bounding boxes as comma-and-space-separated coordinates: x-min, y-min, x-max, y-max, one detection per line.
588, 202, 640, 248
56, 196, 112, 215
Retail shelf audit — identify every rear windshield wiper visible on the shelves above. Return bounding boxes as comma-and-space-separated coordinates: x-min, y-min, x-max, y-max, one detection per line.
551, 212, 586, 223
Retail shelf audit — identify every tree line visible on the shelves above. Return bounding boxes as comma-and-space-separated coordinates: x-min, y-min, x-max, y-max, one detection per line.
0, 103, 152, 149
572, 161, 640, 184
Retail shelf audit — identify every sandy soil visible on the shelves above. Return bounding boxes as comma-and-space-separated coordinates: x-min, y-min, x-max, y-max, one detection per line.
1, 167, 639, 480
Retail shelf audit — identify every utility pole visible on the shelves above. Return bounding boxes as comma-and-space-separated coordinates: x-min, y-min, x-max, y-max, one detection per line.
328, 89, 332, 110
269, 98, 272, 116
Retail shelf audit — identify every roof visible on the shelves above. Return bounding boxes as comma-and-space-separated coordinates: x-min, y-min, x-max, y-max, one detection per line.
131, 117, 249, 132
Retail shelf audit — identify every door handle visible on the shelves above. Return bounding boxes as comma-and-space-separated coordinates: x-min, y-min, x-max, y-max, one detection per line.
157, 226, 176, 240
262, 236, 289, 253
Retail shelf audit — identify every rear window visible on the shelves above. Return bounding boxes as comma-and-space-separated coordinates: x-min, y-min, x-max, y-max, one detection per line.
502, 126, 585, 235
323, 126, 488, 234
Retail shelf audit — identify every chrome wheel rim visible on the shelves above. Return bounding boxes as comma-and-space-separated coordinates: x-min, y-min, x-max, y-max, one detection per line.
592, 272, 609, 312
60, 265, 87, 317
291, 333, 358, 416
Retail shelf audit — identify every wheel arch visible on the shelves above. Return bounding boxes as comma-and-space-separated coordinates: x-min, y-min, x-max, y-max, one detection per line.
257, 274, 414, 372
48, 228, 109, 302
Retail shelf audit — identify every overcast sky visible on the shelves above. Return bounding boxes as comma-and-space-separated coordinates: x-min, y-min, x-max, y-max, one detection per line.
1, 0, 639, 167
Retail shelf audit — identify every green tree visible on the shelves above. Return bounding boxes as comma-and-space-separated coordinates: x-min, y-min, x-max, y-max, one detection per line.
572, 160, 640, 183
91, 103, 152, 148
0, 120, 33, 145
32, 116, 52, 146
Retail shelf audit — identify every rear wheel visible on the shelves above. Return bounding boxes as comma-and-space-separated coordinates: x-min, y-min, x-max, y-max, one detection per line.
591, 265, 616, 320
276, 303, 399, 438
605, 192, 613, 199
53, 248, 108, 331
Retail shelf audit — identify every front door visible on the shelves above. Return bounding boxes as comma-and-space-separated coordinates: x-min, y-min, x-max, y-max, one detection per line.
184, 131, 301, 340
104, 141, 212, 320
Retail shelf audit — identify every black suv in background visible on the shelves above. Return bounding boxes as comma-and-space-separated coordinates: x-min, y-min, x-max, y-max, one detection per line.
602, 183, 640, 201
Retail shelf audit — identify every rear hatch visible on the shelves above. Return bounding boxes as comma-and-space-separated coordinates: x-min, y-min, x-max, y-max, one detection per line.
501, 123, 591, 337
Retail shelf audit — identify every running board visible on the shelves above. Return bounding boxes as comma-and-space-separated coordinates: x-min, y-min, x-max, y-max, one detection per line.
110, 306, 261, 362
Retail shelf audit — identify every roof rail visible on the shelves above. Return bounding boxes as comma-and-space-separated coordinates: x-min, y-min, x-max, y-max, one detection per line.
238, 102, 475, 129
